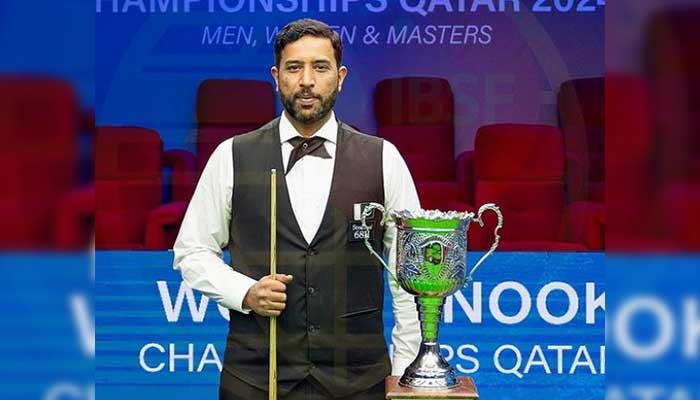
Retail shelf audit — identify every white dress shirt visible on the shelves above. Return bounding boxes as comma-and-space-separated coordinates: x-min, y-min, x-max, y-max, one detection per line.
173, 111, 421, 376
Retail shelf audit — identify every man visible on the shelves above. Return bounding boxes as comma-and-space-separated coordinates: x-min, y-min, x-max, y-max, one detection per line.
174, 18, 420, 400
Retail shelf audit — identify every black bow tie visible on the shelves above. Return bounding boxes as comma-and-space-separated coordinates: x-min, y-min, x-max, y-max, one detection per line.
285, 136, 331, 175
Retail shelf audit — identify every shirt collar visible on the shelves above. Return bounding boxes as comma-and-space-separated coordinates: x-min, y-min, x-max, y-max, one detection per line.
279, 110, 338, 145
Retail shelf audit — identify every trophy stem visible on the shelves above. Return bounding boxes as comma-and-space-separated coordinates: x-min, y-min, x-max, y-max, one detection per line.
399, 296, 459, 389
417, 296, 443, 343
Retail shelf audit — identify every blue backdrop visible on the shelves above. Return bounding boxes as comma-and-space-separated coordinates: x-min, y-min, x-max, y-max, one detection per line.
95, 1, 604, 152
96, 251, 605, 399
0, 254, 93, 400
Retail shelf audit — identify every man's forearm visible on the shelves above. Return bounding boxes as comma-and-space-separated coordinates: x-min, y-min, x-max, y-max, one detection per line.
175, 250, 257, 313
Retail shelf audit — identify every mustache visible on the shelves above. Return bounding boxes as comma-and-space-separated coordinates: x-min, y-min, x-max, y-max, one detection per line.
293, 91, 321, 99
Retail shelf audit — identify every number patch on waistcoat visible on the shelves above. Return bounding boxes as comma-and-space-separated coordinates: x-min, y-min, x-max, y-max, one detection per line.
348, 222, 373, 242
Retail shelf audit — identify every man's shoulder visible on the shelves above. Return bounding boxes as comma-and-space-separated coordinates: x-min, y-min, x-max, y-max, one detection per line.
232, 118, 280, 145
338, 122, 402, 159
338, 122, 385, 148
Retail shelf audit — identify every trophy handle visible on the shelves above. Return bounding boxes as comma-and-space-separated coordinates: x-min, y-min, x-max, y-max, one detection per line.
360, 202, 390, 271
467, 203, 503, 282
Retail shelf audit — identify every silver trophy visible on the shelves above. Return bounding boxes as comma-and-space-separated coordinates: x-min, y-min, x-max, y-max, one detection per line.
361, 204, 503, 390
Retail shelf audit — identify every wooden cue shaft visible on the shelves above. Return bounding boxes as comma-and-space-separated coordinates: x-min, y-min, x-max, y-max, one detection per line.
269, 169, 277, 400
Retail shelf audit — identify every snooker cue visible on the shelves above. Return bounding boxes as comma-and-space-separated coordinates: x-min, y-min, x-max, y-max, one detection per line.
269, 169, 277, 400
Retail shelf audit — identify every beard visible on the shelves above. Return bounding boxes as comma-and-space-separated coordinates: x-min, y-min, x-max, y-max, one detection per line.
280, 85, 339, 125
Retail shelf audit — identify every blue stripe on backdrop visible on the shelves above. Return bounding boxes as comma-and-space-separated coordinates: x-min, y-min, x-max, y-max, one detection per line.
96, 251, 604, 399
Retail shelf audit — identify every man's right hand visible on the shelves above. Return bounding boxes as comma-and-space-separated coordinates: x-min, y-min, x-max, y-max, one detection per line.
243, 274, 293, 317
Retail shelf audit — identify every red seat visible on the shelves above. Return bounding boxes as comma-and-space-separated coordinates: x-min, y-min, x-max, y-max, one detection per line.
558, 77, 605, 202
95, 127, 164, 249
196, 79, 276, 173
646, 9, 700, 250
54, 186, 95, 250
163, 149, 196, 203
606, 74, 659, 251
450, 124, 604, 251
374, 77, 460, 210
143, 79, 276, 249
0, 77, 78, 249
646, 9, 700, 184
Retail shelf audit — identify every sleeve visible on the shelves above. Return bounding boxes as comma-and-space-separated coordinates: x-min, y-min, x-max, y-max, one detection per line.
172, 139, 257, 313
382, 141, 422, 376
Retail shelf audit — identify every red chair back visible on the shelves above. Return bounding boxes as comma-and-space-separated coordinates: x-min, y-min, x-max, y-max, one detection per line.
374, 77, 455, 181
95, 127, 163, 249
0, 77, 78, 248
646, 9, 700, 182
474, 124, 566, 243
196, 79, 275, 172
558, 77, 605, 202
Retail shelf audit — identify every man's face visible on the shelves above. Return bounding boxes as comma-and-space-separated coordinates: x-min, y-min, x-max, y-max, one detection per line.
271, 35, 347, 125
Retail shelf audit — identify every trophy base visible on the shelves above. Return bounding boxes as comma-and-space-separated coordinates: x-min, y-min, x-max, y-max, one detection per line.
386, 376, 479, 399
399, 342, 459, 389
398, 374, 459, 389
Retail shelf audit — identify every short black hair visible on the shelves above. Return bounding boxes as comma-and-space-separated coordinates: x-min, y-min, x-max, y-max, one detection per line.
274, 19, 343, 68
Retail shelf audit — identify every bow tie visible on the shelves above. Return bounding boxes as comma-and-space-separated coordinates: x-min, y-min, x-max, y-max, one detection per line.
285, 136, 331, 175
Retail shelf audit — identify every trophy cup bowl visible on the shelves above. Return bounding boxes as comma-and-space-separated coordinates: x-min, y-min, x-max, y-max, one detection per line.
361, 204, 503, 391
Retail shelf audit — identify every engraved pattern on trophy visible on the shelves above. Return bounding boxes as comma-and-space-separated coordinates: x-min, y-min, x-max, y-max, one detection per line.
397, 230, 466, 297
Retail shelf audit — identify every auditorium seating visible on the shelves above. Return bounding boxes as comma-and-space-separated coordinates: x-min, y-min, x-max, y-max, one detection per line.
155, 79, 276, 205
374, 77, 462, 210
95, 127, 164, 249
0, 77, 79, 249
608, 8, 700, 251
449, 124, 604, 251
94, 125, 206, 250
558, 77, 605, 202
602, 9, 700, 251
89, 76, 615, 251
139, 79, 276, 249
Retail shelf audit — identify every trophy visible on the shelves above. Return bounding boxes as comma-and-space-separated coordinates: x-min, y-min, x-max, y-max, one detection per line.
360, 204, 502, 394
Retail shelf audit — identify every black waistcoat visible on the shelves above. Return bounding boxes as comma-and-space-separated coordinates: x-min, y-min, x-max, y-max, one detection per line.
224, 118, 390, 397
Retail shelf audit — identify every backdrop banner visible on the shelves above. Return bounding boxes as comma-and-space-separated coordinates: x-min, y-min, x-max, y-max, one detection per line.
96, 251, 605, 399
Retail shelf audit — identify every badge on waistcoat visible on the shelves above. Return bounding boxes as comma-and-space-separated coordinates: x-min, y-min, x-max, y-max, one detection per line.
353, 202, 376, 220
349, 222, 373, 242
350, 202, 376, 243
